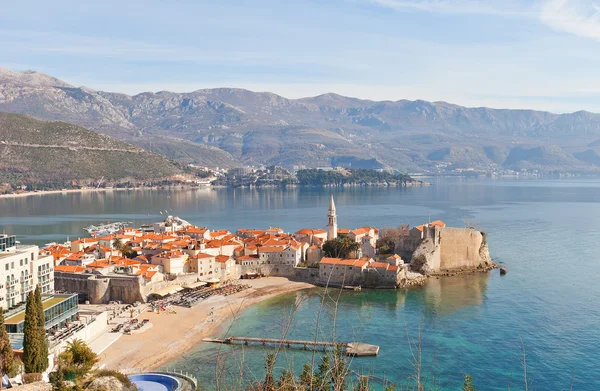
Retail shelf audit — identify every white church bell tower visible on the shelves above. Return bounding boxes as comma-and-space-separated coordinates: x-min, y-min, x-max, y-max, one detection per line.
327, 194, 338, 240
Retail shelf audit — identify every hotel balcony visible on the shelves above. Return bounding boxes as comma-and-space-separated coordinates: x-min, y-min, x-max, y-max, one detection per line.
6, 279, 18, 287
38, 268, 53, 277
20, 275, 32, 283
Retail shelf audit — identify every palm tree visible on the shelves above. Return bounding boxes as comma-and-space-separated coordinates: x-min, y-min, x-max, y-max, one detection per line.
112, 237, 123, 251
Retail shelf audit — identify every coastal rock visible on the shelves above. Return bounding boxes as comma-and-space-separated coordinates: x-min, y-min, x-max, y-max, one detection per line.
85, 376, 136, 391
500, 267, 508, 275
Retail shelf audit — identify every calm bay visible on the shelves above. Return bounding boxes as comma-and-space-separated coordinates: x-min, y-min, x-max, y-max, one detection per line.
1, 178, 599, 390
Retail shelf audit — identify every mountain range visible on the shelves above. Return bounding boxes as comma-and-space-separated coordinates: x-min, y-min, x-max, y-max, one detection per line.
0, 112, 183, 187
2, 68, 600, 173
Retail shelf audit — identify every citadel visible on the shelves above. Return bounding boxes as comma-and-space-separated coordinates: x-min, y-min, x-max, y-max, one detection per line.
41, 196, 496, 304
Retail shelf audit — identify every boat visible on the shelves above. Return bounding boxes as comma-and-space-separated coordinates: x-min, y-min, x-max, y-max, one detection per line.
83, 221, 131, 236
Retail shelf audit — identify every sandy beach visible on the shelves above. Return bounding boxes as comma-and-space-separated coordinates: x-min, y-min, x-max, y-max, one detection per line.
97, 277, 314, 372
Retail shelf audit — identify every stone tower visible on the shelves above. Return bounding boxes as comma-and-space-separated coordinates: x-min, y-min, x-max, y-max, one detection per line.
327, 194, 338, 241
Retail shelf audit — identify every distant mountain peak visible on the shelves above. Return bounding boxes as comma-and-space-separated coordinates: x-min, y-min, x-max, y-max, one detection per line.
0, 67, 73, 88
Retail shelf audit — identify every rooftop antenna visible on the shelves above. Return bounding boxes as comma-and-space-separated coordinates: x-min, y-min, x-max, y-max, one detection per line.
428, 210, 431, 225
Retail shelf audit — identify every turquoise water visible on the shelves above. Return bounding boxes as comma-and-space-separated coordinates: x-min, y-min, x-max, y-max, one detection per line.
2, 179, 600, 389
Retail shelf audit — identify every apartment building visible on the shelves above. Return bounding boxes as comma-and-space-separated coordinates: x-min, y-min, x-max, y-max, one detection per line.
0, 234, 55, 308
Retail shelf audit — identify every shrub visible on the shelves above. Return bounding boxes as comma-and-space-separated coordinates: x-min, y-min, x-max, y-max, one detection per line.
22, 372, 43, 383
91, 369, 136, 389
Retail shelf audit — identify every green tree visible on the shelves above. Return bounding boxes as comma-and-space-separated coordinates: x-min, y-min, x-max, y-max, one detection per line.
299, 364, 315, 389
315, 356, 332, 391
354, 376, 371, 391
331, 344, 348, 391
23, 287, 48, 374
121, 245, 137, 259
112, 237, 123, 251
322, 237, 360, 259
34, 286, 48, 372
0, 308, 19, 378
263, 353, 276, 391
58, 339, 98, 376
22, 291, 40, 373
276, 370, 295, 391
462, 374, 477, 391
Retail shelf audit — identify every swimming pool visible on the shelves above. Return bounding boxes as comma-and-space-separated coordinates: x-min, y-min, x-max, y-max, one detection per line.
128, 373, 180, 391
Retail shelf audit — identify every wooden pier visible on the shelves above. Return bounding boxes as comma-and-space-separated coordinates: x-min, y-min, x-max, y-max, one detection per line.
202, 336, 379, 357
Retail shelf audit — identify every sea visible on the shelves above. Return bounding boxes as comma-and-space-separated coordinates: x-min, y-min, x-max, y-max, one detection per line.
1, 178, 599, 390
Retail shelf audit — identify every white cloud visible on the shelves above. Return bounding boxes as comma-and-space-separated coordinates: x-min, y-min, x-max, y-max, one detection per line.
541, 0, 600, 40
369, 0, 536, 17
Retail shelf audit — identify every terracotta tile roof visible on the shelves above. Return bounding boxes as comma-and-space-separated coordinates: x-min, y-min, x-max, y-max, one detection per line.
215, 255, 230, 263
192, 253, 215, 259
86, 260, 111, 269
55, 265, 86, 273
337, 228, 351, 234
319, 257, 371, 267
65, 252, 84, 261
139, 263, 158, 270
415, 220, 446, 232
370, 262, 389, 270
351, 227, 371, 235
182, 226, 209, 234
295, 228, 327, 235
71, 238, 98, 246
236, 255, 260, 261
210, 230, 230, 238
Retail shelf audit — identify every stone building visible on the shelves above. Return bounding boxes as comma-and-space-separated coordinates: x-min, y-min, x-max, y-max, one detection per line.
318, 257, 406, 287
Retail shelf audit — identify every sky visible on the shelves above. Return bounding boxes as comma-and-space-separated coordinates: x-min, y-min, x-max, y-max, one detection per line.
2, 0, 600, 113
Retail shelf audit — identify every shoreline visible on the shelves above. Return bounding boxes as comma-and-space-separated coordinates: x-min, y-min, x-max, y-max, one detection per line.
0, 181, 431, 199
0, 186, 216, 199
97, 277, 314, 373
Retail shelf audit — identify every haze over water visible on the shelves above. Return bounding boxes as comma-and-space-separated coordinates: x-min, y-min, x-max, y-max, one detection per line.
1, 178, 599, 390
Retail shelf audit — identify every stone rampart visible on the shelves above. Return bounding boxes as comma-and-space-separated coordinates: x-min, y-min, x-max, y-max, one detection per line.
438, 227, 492, 271
405, 227, 493, 274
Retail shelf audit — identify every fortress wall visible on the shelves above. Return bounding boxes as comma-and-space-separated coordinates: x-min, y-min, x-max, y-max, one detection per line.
107, 276, 145, 304
438, 227, 487, 271
88, 277, 111, 304
54, 272, 109, 303
395, 236, 422, 261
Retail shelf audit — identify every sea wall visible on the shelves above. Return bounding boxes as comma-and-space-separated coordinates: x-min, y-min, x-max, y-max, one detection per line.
438, 227, 493, 271
407, 227, 493, 274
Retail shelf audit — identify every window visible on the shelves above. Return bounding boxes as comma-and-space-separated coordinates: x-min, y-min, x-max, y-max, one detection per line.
10, 262, 14, 269
20, 259, 23, 266
5, 264, 8, 271
30, 253, 34, 261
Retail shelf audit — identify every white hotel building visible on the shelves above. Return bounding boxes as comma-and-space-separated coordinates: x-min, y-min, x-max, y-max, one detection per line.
0, 234, 54, 308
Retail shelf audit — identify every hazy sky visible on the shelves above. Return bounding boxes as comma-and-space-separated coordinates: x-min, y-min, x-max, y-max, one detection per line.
2, 0, 600, 113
